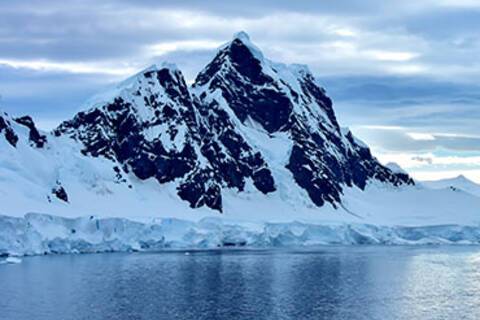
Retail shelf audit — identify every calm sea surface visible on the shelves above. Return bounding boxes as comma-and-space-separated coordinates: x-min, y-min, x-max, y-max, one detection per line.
1, 246, 480, 320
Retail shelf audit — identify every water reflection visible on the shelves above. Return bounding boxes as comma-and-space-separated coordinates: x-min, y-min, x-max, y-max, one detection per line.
0, 247, 479, 320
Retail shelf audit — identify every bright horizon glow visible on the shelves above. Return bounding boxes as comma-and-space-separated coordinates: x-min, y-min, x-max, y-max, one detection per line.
0, 59, 137, 76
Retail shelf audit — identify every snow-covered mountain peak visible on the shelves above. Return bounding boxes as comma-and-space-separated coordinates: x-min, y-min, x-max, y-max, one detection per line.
454, 174, 470, 183
81, 63, 190, 116
193, 32, 340, 135
133, 62, 179, 76
0, 33, 414, 215
229, 31, 265, 62
233, 31, 251, 42
194, 32, 271, 91
227, 32, 313, 81
422, 175, 480, 197
428, 174, 475, 185
191, 32, 413, 207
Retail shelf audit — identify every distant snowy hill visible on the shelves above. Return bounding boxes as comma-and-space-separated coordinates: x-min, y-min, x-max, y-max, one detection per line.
421, 175, 480, 198
1, 32, 480, 249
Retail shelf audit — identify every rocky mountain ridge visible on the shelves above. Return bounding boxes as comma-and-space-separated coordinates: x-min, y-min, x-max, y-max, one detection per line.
0, 32, 413, 214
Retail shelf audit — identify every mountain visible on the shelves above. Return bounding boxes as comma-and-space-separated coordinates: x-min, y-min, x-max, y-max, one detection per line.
50, 32, 411, 213
2, 32, 479, 227
191, 32, 413, 207
422, 175, 480, 198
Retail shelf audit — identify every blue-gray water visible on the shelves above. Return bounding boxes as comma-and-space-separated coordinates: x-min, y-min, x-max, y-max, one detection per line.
1, 246, 480, 320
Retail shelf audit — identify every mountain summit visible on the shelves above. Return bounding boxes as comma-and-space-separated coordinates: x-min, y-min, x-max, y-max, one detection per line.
0, 32, 413, 215
192, 32, 413, 208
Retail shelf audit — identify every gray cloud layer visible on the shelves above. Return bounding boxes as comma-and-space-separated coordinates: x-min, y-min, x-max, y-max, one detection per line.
1, 0, 479, 180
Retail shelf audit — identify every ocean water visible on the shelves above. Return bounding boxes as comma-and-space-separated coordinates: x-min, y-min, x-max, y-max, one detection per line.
1, 246, 480, 320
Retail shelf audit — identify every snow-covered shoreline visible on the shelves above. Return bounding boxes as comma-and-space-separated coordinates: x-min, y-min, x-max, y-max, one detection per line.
2, 213, 480, 257
1, 33, 480, 257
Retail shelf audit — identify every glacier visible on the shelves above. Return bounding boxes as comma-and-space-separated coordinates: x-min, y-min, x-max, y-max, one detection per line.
2, 212, 480, 257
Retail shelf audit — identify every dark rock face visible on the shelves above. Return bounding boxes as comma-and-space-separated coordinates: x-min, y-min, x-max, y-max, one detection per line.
14, 116, 47, 148
55, 71, 200, 185
0, 114, 19, 147
177, 169, 223, 211
286, 124, 413, 207
193, 35, 413, 209
195, 39, 293, 133
194, 99, 276, 194
51, 34, 413, 212
52, 183, 69, 202
55, 66, 275, 211
284, 78, 413, 206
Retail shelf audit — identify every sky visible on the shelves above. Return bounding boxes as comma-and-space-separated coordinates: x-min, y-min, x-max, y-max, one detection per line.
1, 0, 480, 182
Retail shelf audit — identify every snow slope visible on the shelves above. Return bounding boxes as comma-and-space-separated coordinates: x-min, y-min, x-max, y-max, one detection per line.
1, 109, 478, 227
421, 175, 480, 198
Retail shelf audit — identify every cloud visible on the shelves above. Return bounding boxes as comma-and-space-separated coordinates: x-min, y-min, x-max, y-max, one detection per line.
0, 59, 136, 76
435, 0, 480, 7
350, 125, 480, 153
1, 0, 480, 180
407, 132, 436, 141
0, 0, 475, 79
375, 151, 480, 183
365, 50, 419, 62
1, 0, 479, 87
0, 65, 114, 126
378, 152, 480, 168
148, 40, 222, 56
412, 156, 433, 164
